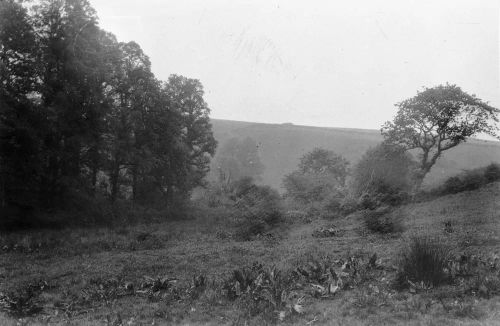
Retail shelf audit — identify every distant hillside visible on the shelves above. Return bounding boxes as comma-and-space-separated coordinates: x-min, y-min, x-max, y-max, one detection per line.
209, 119, 500, 190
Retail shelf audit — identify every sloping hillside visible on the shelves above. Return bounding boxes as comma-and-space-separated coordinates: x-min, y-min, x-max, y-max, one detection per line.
2, 180, 500, 325
210, 119, 500, 190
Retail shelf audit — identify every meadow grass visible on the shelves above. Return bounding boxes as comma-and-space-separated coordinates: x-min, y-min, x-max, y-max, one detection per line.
0, 182, 499, 325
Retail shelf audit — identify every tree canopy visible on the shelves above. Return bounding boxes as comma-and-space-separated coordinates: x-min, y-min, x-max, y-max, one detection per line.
283, 148, 349, 203
381, 84, 499, 186
0, 0, 217, 218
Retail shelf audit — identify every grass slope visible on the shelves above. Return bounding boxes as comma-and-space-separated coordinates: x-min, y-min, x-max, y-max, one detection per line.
1, 183, 500, 325
210, 119, 500, 190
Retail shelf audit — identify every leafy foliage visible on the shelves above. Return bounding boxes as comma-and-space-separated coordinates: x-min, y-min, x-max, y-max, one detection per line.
484, 163, 500, 183
0, 0, 217, 225
233, 182, 283, 241
223, 263, 302, 322
352, 143, 415, 208
0, 280, 47, 317
382, 84, 499, 189
435, 163, 500, 196
283, 148, 349, 216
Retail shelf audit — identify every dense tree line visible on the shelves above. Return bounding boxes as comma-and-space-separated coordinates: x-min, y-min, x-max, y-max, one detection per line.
0, 0, 216, 216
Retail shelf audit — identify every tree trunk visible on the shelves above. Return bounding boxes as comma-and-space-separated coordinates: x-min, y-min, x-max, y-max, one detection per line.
166, 184, 174, 208
0, 174, 5, 209
411, 165, 432, 200
110, 161, 120, 203
413, 173, 425, 193
90, 165, 97, 198
132, 164, 137, 202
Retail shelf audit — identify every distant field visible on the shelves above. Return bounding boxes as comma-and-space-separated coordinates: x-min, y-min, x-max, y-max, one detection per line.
210, 119, 500, 190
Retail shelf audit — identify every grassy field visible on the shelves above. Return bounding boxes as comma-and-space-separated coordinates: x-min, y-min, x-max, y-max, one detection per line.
210, 119, 500, 190
1, 182, 500, 325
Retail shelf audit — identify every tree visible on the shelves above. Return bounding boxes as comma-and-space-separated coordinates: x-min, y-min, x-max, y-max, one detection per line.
283, 148, 349, 203
0, 0, 40, 211
31, 0, 109, 207
297, 148, 349, 185
104, 40, 156, 202
0, 0, 219, 222
131, 81, 183, 206
382, 84, 499, 189
164, 75, 217, 196
214, 137, 264, 187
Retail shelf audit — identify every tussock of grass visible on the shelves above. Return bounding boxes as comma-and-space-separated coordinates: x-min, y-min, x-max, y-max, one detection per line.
396, 236, 450, 289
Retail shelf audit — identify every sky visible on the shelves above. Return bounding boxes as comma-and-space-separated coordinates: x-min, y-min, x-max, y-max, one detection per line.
89, 0, 499, 131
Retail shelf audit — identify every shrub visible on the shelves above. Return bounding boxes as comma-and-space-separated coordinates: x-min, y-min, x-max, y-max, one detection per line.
461, 171, 486, 191
338, 195, 358, 215
356, 185, 410, 210
452, 300, 485, 319
233, 218, 267, 241
283, 148, 349, 204
283, 171, 347, 205
233, 184, 283, 241
230, 176, 258, 200
351, 143, 415, 208
484, 163, 500, 183
198, 176, 256, 208
441, 169, 487, 195
304, 194, 345, 220
201, 186, 229, 208
436, 163, 500, 197
442, 176, 464, 194
304, 202, 334, 220
362, 207, 403, 234
396, 236, 450, 289
0, 280, 47, 317
224, 264, 300, 323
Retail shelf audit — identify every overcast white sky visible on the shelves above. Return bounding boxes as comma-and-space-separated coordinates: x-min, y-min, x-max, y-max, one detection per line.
89, 0, 499, 131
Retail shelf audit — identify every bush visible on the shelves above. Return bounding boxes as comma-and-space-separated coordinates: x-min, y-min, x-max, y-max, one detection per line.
441, 169, 487, 195
351, 143, 415, 208
283, 148, 349, 204
302, 193, 348, 220
233, 184, 283, 241
338, 195, 358, 216
230, 176, 258, 200
283, 172, 347, 205
224, 264, 300, 323
357, 184, 410, 210
436, 163, 500, 196
197, 184, 233, 208
304, 202, 336, 220
396, 236, 450, 289
442, 176, 464, 194
0, 280, 46, 317
233, 219, 267, 241
461, 171, 486, 191
197, 176, 256, 209
484, 163, 500, 183
362, 207, 403, 234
